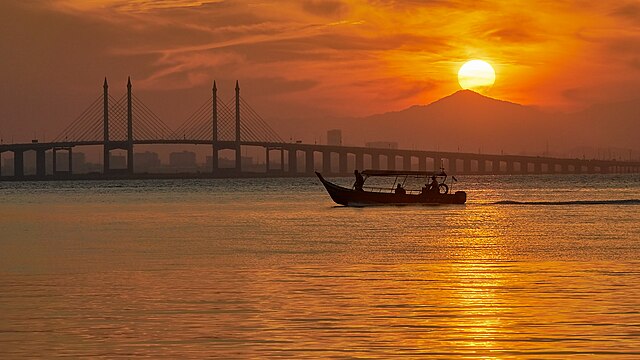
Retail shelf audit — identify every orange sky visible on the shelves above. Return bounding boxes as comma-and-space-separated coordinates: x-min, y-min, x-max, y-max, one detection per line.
1, 0, 640, 141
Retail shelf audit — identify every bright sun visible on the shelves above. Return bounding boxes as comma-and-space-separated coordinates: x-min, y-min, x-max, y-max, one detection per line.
458, 60, 496, 92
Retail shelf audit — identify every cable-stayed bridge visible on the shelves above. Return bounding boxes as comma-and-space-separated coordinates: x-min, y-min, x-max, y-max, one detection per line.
0, 78, 638, 180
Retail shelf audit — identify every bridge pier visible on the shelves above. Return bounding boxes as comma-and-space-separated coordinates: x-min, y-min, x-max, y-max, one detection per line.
355, 152, 364, 171
534, 161, 542, 174
289, 149, 297, 174
69, 149, 73, 174
448, 157, 457, 174
574, 163, 582, 174
478, 158, 486, 174
403, 155, 411, 171
387, 153, 395, 170
265, 147, 270, 172
372, 153, 380, 170
36, 149, 46, 178
600, 164, 609, 174
305, 150, 314, 174
506, 161, 514, 174
13, 150, 24, 178
419, 156, 426, 171
211, 148, 218, 173
339, 151, 348, 175
462, 158, 471, 174
323, 151, 331, 174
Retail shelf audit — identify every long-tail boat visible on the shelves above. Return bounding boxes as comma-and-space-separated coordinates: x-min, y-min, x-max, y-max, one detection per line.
316, 169, 467, 206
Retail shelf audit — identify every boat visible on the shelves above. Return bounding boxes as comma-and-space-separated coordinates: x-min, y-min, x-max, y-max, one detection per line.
316, 169, 467, 206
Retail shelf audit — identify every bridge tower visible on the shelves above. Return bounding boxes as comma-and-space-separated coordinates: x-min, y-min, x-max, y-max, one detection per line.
235, 80, 241, 172
127, 76, 134, 174
212, 81, 218, 172
103, 77, 109, 174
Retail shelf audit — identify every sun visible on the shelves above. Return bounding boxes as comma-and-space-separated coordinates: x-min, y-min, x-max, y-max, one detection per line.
458, 60, 496, 92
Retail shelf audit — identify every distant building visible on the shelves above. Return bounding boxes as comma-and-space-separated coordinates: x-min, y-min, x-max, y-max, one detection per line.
327, 129, 342, 146
70, 152, 86, 171
134, 151, 161, 172
169, 151, 197, 170
110, 154, 127, 169
45, 152, 87, 173
23, 151, 37, 174
1, 153, 15, 175
211, 156, 254, 169
366, 141, 398, 149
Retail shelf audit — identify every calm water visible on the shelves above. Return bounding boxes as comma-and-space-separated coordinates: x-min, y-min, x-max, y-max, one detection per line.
1, 174, 639, 358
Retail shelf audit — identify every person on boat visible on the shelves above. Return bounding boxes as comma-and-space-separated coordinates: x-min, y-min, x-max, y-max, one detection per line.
428, 175, 439, 194
395, 183, 406, 195
353, 170, 364, 191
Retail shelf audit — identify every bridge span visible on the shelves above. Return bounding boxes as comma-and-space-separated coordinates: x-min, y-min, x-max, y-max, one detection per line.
1, 78, 638, 180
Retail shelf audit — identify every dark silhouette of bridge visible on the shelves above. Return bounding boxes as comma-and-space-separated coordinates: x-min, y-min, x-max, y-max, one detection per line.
1, 78, 638, 180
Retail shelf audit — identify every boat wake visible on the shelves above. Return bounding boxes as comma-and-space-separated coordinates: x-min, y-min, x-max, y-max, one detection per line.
494, 199, 640, 206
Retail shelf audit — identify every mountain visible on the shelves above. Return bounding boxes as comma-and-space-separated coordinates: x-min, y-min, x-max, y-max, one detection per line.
272, 90, 639, 158
344, 90, 559, 155
339, 90, 638, 157
566, 99, 640, 150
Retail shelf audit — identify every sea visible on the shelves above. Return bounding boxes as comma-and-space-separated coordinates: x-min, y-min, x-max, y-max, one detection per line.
1, 174, 639, 358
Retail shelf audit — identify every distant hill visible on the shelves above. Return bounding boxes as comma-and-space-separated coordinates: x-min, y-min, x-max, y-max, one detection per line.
566, 99, 640, 151
342, 90, 639, 157
273, 90, 639, 158
345, 90, 558, 155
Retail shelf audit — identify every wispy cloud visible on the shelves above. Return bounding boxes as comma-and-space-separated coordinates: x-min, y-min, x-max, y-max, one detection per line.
3, 0, 640, 123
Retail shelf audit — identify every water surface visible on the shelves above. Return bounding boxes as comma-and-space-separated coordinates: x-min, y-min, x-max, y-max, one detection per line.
1, 174, 639, 358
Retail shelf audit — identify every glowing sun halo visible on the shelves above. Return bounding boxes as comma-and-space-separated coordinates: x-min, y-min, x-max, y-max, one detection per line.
458, 60, 496, 91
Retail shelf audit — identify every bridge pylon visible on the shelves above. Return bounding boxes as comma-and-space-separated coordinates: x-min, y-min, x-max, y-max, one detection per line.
212, 81, 218, 172
127, 76, 134, 175
102, 77, 135, 175
235, 80, 241, 172
103, 77, 109, 174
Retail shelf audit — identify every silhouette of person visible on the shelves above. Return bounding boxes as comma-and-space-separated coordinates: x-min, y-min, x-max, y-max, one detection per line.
395, 183, 406, 195
353, 170, 364, 191
428, 175, 439, 194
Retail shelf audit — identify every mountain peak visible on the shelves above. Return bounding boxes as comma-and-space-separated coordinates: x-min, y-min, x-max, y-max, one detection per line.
429, 89, 521, 108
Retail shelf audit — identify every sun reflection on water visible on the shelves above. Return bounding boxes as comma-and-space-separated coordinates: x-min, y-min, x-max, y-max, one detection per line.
1, 177, 639, 357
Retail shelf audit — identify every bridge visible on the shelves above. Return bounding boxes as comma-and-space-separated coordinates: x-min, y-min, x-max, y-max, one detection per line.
1, 78, 638, 180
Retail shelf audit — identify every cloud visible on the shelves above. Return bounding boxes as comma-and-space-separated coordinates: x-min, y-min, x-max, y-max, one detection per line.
301, 0, 348, 16
611, 2, 640, 24
4, 0, 640, 142
48, 0, 224, 13
479, 23, 542, 44
240, 77, 319, 95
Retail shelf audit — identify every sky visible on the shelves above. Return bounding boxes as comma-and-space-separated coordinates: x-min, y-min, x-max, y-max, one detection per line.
1, 0, 640, 142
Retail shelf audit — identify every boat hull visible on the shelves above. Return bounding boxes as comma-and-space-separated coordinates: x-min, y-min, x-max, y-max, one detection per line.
316, 172, 466, 206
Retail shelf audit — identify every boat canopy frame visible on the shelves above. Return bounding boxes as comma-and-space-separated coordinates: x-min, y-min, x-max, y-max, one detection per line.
361, 169, 447, 177
356, 169, 453, 194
